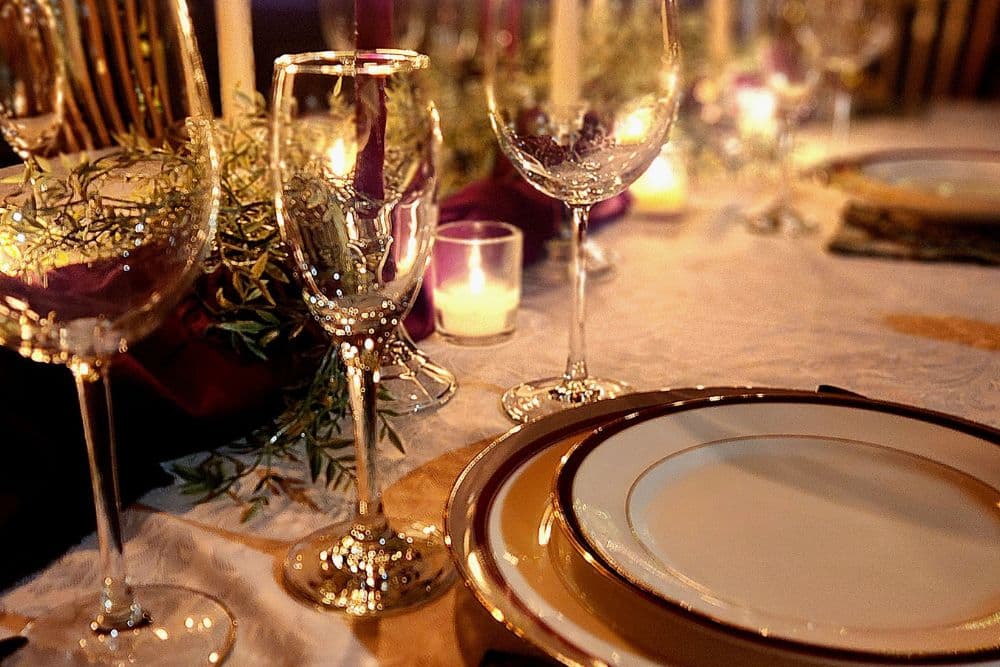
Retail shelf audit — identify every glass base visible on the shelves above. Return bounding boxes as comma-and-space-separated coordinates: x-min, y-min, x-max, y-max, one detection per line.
282, 518, 456, 616
11, 585, 235, 666
745, 202, 817, 236
379, 330, 457, 414
501, 376, 632, 423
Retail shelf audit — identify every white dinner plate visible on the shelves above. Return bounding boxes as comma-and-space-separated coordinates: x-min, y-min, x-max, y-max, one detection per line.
556, 396, 1000, 659
822, 148, 1000, 222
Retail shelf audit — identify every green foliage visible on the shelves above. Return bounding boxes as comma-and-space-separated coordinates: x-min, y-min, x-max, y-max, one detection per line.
200, 94, 310, 359
170, 95, 406, 520
0, 90, 406, 520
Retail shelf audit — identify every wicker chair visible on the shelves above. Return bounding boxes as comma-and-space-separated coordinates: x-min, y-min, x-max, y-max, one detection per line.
868, 0, 999, 109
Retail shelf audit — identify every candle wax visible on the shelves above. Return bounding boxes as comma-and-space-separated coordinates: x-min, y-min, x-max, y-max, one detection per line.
434, 279, 519, 339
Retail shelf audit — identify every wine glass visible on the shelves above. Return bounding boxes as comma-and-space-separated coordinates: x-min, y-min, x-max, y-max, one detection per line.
272, 50, 454, 615
318, 0, 456, 415
0, 1, 235, 663
728, 1, 823, 235
484, 0, 682, 423
799, 0, 896, 145
0, 0, 64, 160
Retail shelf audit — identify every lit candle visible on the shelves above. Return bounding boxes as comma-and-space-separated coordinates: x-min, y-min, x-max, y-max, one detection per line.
550, 0, 581, 119
434, 246, 519, 340
434, 279, 519, 339
735, 86, 778, 140
216, 0, 256, 120
432, 221, 522, 344
616, 107, 654, 145
630, 149, 688, 216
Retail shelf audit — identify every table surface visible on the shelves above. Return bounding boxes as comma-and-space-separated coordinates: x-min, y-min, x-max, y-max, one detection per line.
2, 104, 999, 666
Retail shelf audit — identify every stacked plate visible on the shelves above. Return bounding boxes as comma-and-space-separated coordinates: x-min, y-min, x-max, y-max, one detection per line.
821, 148, 1000, 223
445, 388, 1000, 666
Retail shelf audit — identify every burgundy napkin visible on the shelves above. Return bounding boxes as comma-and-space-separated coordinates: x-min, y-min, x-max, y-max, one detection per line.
0, 243, 166, 322
439, 157, 631, 264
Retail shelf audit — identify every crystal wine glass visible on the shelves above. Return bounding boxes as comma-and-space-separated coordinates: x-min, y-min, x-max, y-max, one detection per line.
272, 50, 454, 615
318, 0, 456, 415
0, 1, 235, 663
730, 1, 823, 235
484, 0, 682, 423
0, 0, 64, 159
799, 0, 896, 146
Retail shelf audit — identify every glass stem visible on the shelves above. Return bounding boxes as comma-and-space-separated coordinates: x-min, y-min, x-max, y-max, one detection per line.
342, 343, 387, 533
72, 361, 145, 633
832, 87, 853, 147
563, 204, 591, 384
775, 122, 794, 213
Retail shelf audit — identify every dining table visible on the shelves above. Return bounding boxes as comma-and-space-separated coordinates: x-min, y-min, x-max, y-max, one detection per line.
1, 102, 997, 666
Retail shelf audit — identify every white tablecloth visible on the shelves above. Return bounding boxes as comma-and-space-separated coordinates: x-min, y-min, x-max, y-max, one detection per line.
2, 105, 999, 666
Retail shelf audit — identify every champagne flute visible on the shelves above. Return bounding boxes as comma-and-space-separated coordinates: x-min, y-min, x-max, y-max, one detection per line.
272, 50, 454, 615
0, 0, 64, 159
0, 1, 235, 663
484, 0, 682, 423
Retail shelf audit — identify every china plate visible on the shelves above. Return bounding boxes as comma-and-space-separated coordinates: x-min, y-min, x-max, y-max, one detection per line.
821, 148, 1000, 222
446, 388, 999, 666
556, 395, 1000, 660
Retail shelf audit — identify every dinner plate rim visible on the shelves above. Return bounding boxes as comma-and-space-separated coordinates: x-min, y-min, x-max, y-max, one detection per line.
823, 147, 1000, 183
819, 147, 1000, 221
445, 388, 714, 666
825, 147, 1000, 168
552, 392, 1000, 662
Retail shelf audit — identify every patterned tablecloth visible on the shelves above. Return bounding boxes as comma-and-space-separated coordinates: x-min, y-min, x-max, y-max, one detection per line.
2, 105, 999, 666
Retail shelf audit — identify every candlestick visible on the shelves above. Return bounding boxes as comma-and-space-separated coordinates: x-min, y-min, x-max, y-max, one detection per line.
550, 0, 581, 120
216, 0, 256, 121
708, 0, 732, 68
432, 221, 523, 346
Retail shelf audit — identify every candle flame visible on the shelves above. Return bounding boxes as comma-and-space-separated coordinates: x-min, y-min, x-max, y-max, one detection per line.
735, 87, 777, 137
326, 137, 356, 178
630, 148, 688, 214
616, 107, 654, 144
469, 244, 486, 294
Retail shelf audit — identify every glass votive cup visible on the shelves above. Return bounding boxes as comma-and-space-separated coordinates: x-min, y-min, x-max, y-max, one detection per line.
431, 221, 523, 346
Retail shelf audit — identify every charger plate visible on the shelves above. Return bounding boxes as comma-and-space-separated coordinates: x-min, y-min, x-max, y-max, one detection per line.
821, 148, 1000, 222
446, 388, 1000, 666
555, 394, 1000, 660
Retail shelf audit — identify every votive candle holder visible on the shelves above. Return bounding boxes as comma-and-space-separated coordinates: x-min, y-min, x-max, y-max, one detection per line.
431, 221, 522, 346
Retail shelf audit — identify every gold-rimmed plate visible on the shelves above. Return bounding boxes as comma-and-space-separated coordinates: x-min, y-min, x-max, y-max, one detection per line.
445, 388, 1000, 666
820, 148, 1000, 223
554, 394, 1000, 660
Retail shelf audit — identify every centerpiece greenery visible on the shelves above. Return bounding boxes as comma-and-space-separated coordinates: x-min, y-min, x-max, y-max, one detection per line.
170, 96, 409, 521
1, 96, 405, 522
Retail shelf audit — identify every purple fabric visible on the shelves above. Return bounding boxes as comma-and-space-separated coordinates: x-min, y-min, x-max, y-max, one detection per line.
438, 157, 631, 264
